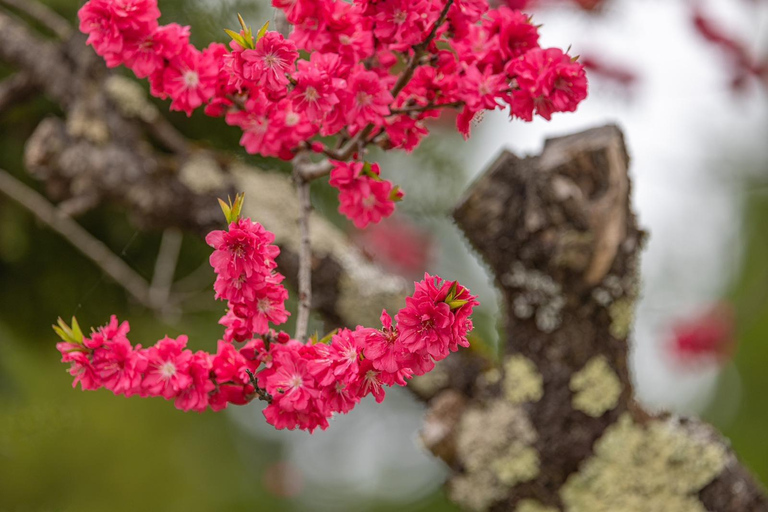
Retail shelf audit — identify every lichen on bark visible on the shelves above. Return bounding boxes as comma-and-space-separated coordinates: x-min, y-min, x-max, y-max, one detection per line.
560, 414, 728, 512
569, 356, 622, 417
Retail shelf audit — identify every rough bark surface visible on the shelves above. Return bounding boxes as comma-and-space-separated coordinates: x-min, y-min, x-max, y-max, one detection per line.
416, 125, 768, 511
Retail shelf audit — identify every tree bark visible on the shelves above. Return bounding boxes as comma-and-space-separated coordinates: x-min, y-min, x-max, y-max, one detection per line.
418, 125, 768, 511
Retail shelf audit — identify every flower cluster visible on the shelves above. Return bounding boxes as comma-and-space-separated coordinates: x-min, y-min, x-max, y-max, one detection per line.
205, 216, 290, 342
328, 160, 403, 229
56, 216, 478, 433
78, 0, 587, 229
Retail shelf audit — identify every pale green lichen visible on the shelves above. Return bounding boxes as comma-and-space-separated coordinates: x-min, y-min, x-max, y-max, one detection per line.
492, 443, 540, 486
608, 297, 634, 339
560, 414, 728, 512
570, 356, 622, 417
516, 499, 559, 512
503, 355, 544, 404
451, 400, 539, 511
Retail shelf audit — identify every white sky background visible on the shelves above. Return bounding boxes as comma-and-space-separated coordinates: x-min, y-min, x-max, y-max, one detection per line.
229, 1, 768, 509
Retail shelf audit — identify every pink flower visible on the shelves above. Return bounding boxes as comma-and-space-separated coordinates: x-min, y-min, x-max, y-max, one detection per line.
141, 335, 193, 399
396, 294, 453, 359
484, 7, 539, 63
123, 23, 190, 78
459, 65, 508, 111
329, 328, 365, 381
343, 67, 394, 128
57, 346, 101, 391
212, 340, 257, 385
239, 32, 299, 93
363, 311, 403, 373
329, 161, 401, 229
394, 273, 478, 362
159, 44, 220, 116
206, 218, 280, 279
272, 0, 317, 25
78, 0, 161, 61
92, 336, 146, 397
263, 348, 318, 412
291, 52, 344, 123
322, 380, 359, 414
507, 47, 588, 121
372, 0, 438, 52
350, 359, 386, 403
174, 351, 215, 412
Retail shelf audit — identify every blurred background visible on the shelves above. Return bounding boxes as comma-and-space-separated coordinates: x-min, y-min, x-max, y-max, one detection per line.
1, 0, 767, 510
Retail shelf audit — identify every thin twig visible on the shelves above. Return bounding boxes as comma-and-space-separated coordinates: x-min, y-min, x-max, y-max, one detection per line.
0, 167, 157, 310
297, 159, 334, 182
150, 228, 184, 309
390, 100, 464, 114
390, 0, 454, 100
0, 0, 72, 40
293, 155, 313, 342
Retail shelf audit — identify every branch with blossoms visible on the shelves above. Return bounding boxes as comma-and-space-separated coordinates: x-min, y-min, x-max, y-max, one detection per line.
56, 198, 478, 432
77, 0, 587, 339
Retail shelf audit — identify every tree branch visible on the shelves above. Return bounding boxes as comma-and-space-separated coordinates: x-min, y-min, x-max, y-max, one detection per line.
150, 228, 184, 312
0, 0, 72, 40
0, 167, 156, 310
293, 155, 314, 341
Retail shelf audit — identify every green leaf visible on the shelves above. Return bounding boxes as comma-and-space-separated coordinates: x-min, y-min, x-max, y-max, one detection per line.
224, 29, 248, 49
217, 197, 232, 222
317, 329, 338, 345
445, 281, 459, 302
447, 299, 469, 310
256, 21, 270, 42
53, 317, 84, 344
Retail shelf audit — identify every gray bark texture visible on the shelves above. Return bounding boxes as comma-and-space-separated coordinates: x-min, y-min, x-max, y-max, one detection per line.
1, 3, 766, 511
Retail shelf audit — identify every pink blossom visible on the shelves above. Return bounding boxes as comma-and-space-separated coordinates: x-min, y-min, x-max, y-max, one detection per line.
263, 348, 318, 412
141, 335, 193, 399
240, 32, 299, 93
78, 0, 160, 61
350, 359, 386, 403
329, 161, 401, 229
57, 345, 102, 391
174, 351, 215, 412
291, 53, 345, 123
343, 67, 394, 127
212, 340, 256, 385
92, 336, 145, 397
123, 23, 190, 78
159, 44, 220, 116
363, 311, 403, 373
507, 47, 588, 121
